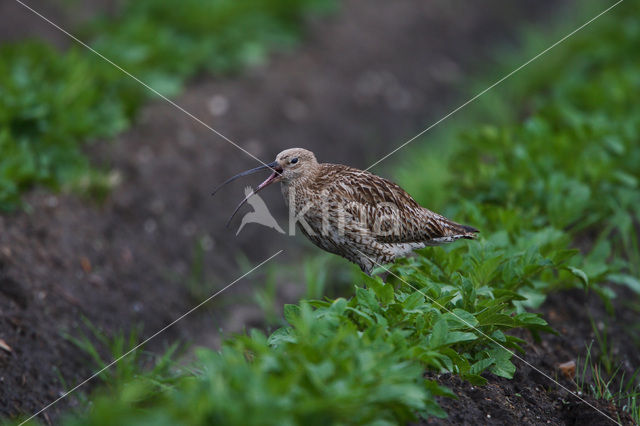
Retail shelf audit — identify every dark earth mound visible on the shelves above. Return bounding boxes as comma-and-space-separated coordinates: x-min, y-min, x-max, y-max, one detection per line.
425, 288, 639, 425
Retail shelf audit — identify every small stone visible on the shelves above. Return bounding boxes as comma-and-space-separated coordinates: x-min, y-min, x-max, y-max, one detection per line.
207, 95, 229, 117
0, 338, 12, 353
558, 360, 576, 379
45, 196, 59, 208
144, 219, 157, 234
89, 274, 105, 287
80, 256, 92, 273
108, 170, 123, 187
182, 222, 197, 237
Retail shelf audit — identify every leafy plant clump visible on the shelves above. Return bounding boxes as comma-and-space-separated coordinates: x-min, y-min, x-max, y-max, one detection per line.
0, 0, 335, 210
397, 1, 640, 303
23, 1, 639, 425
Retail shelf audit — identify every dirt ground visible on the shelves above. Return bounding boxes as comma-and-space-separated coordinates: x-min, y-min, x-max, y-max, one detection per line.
3, 0, 638, 424
424, 288, 639, 425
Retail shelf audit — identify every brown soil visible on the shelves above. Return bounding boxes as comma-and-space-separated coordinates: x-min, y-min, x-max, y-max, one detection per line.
3, 1, 638, 425
424, 288, 640, 426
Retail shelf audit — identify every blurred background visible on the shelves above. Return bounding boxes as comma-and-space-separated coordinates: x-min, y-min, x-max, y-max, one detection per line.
4, 0, 637, 422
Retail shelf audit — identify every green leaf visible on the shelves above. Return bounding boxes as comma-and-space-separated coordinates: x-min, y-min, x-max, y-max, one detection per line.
439, 348, 471, 373
363, 275, 394, 305
461, 373, 488, 386
266, 327, 295, 348
356, 287, 379, 312
345, 307, 374, 326
489, 347, 516, 379
475, 255, 504, 284
513, 312, 542, 325
552, 249, 580, 265
329, 298, 348, 315
420, 399, 448, 419
443, 331, 478, 345
429, 318, 448, 349
283, 304, 300, 324
491, 356, 516, 379
424, 379, 457, 399
470, 357, 494, 375
443, 309, 479, 329
566, 266, 589, 288
402, 291, 425, 311
475, 311, 515, 328
608, 273, 640, 294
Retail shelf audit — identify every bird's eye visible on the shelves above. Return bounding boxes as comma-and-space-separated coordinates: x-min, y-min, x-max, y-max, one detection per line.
290, 157, 298, 164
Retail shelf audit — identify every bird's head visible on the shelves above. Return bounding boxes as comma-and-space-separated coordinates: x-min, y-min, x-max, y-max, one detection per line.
273, 148, 318, 185
212, 148, 318, 195
212, 148, 318, 226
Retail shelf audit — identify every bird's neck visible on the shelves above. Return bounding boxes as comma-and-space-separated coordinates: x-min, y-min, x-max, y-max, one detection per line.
280, 165, 322, 205
286, 165, 322, 189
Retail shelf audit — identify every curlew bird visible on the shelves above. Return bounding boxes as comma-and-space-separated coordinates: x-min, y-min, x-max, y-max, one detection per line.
214, 148, 478, 274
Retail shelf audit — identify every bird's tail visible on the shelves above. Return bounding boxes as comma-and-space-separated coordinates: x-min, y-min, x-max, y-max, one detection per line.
447, 221, 479, 239
458, 223, 479, 239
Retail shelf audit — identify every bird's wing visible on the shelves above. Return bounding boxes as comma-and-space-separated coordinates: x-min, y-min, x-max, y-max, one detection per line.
318, 165, 462, 244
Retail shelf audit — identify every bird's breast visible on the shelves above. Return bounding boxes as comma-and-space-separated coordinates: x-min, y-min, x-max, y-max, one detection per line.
280, 182, 290, 207
281, 184, 324, 220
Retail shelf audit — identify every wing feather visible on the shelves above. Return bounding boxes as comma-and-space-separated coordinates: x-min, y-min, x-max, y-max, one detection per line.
313, 164, 470, 244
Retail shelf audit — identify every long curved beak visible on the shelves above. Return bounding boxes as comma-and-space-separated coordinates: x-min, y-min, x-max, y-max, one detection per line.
213, 161, 283, 227
211, 161, 280, 196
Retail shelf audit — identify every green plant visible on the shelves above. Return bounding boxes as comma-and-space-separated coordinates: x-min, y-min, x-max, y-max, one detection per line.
253, 254, 356, 325
589, 317, 617, 376
63, 317, 181, 389
0, 43, 129, 210
253, 264, 281, 325
396, 0, 640, 307
183, 235, 221, 302
0, 0, 336, 210
35, 1, 640, 424
575, 342, 640, 424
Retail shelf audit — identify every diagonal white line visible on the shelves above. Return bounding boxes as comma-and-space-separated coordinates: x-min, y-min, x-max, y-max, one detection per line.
13, 0, 623, 422
365, 0, 624, 171
13, 0, 272, 169
356, 249, 620, 425
19, 250, 283, 426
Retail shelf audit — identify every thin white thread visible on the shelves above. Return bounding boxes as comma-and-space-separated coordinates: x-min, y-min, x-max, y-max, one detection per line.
20, 250, 283, 425
357, 249, 620, 425
13, 0, 272, 169
365, 0, 624, 171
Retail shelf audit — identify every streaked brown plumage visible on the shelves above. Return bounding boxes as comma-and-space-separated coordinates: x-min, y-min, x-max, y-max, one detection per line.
216, 148, 478, 274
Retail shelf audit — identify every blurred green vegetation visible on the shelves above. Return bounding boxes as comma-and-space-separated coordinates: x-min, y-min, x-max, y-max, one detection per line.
0, 0, 335, 210
9, 0, 640, 424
